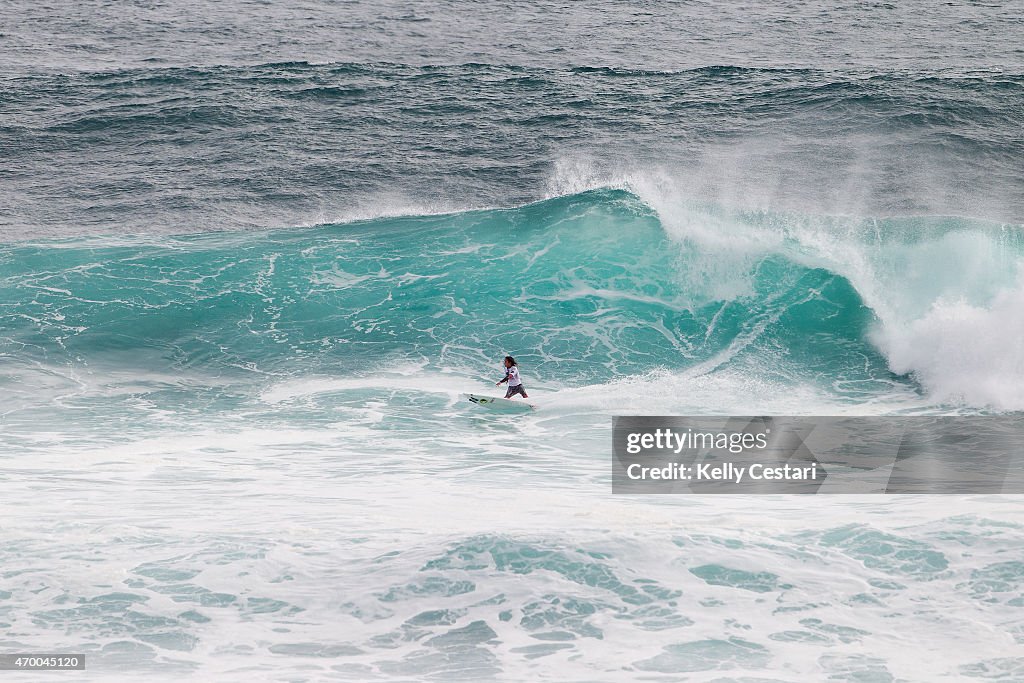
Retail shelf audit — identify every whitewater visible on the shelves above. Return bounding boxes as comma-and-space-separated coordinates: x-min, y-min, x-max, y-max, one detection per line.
2, 0, 1023, 680
3, 185, 1023, 680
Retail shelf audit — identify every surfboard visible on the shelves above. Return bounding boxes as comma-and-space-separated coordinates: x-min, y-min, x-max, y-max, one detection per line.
462, 393, 535, 413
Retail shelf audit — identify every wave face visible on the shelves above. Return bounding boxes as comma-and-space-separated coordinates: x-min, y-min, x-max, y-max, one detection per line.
2, 189, 1022, 413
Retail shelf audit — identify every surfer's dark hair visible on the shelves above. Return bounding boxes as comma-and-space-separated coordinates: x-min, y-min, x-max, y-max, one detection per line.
504, 355, 517, 366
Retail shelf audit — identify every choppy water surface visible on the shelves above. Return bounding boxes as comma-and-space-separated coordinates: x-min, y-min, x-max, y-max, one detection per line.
1, 1, 1023, 680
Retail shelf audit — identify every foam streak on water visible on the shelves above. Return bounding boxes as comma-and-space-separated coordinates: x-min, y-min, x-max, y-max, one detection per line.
2, 195, 1024, 678
2, 1, 1024, 680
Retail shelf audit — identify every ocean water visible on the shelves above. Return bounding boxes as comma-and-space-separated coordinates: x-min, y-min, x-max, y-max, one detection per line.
2, 1, 1023, 681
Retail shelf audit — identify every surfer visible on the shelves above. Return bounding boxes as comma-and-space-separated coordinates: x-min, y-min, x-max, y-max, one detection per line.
495, 356, 529, 399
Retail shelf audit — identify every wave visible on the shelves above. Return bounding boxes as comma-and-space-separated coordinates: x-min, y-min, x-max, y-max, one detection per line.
1, 188, 1022, 410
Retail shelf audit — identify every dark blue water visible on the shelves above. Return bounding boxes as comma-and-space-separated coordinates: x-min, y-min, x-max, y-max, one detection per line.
2, 1, 1023, 237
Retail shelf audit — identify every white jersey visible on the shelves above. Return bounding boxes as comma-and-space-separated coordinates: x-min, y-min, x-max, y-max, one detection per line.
505, 366, 522, 386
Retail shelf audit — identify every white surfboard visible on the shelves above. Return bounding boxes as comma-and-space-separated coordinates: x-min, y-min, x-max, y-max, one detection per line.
463, 393, 535, 413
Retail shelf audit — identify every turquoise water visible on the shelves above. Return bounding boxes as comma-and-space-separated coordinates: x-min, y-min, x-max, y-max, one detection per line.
3, 190, 1024, 680
2, 1, 1024, 680
4, 189, 1023, 424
